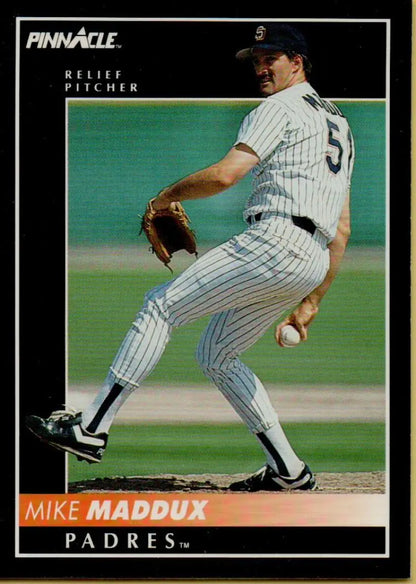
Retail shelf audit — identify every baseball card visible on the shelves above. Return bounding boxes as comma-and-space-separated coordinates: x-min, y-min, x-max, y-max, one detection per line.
6, 1, 412, 580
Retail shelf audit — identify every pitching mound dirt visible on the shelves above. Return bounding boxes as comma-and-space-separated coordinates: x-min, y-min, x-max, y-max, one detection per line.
69, 471, 385, 494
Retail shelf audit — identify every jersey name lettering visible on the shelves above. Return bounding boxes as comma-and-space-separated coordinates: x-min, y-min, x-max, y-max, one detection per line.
302, 93, 345, 118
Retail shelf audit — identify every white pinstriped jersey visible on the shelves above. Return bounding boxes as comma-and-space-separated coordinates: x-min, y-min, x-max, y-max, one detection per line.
236, 82, 355, 241
82, 86, 337, 458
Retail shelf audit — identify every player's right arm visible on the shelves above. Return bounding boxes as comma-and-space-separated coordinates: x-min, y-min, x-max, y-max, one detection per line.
275, 193, 351, 344
306, 192, 351, 306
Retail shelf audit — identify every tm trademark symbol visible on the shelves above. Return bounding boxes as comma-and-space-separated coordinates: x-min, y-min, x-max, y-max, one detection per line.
115, 44, 122, 49
179, 541, 190, 549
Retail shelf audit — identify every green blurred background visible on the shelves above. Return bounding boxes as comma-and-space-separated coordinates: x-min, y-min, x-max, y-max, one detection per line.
68, 100, 385, 246
67, 100, 386, 481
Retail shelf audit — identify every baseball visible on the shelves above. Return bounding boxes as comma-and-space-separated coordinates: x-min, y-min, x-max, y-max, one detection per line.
280, 325, 301, 347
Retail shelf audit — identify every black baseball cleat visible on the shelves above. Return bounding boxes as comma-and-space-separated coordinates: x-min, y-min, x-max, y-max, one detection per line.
25, 408, 108, 464
228, 463, 317, 492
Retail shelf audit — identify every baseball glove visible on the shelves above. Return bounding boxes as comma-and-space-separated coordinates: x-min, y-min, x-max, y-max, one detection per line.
140, 199, 197, 270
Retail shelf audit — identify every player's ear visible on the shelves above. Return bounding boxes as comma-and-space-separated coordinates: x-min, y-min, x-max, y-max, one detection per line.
290, 54, 303, 73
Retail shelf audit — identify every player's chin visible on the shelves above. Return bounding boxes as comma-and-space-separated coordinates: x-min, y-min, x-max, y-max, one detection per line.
258, 82, 275, 96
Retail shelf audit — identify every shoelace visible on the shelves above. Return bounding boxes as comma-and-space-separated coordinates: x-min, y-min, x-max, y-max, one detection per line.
249, 465, 269, 481
47, 406, 81, 422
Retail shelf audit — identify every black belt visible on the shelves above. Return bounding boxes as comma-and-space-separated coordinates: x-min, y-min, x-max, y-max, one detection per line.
248, 213, 316, 236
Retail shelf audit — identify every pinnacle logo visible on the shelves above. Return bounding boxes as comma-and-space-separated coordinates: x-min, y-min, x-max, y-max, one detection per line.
26, 27, 119, 49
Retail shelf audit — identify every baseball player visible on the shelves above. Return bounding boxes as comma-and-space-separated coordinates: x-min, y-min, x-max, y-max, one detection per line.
26, 23, 354, 492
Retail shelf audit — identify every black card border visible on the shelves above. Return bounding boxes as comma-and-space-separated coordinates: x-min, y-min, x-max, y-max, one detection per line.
5, 3, 412, 580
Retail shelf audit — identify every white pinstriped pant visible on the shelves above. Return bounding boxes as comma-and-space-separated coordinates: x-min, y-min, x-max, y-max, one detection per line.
83, 216, 329, 434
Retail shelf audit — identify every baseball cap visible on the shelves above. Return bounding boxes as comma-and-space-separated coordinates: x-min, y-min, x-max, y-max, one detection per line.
236, 23, 309, 60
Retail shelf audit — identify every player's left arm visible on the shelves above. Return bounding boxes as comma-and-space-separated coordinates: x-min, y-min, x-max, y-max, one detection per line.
152, 143, 259, 210
275, 193, 351, 345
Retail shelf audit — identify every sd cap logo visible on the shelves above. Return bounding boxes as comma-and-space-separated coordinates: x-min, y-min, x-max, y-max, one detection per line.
255, 26, 266, 41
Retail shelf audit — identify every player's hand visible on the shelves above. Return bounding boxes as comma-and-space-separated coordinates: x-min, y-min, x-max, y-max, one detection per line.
151, 189, 175, 211
274, 297, 319, 346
